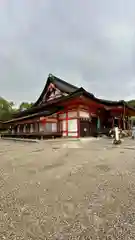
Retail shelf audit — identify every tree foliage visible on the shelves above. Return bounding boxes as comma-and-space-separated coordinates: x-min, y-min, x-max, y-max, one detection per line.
127, 100, 135, 108
0, 97, 33, 121
0, 97, 15, 121
19, 102, 33, 111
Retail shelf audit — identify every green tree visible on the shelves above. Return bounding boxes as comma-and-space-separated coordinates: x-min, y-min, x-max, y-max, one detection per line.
0, 97, 15, 121
19, 102, 33, 111
0, 98, 34, 121
127, 100, 135, 108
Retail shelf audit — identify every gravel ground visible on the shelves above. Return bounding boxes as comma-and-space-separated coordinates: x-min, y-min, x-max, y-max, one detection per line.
0, 138, 135, 239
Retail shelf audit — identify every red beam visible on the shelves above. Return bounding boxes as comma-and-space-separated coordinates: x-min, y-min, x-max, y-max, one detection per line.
66, 111, 68, 137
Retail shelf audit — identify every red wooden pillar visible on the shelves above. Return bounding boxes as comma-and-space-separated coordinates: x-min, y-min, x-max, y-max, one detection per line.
57, 113, 60, 133
66, 111, 68, 136
77, 107, 80, 138
41, 118, 46, 131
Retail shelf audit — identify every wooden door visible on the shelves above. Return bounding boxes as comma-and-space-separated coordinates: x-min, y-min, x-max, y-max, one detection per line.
90, 117, 98, 136
80, 120, 90, 137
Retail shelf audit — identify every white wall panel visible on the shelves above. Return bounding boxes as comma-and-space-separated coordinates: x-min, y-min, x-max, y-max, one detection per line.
17, 126, 20, 133
45, 123, 52, 132
39, 122, 45, 132
68, 132, 78, 137
23, 125, 26, 133
59, 113, 66, 119
52, 123, 57, 132
79, 111, 89, 118
30, 124, 34, 133
68, 111, 77, 118
68, 119, 77, 132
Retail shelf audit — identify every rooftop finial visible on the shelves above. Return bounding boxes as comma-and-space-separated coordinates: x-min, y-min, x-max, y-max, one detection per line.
48, 73, 53, 78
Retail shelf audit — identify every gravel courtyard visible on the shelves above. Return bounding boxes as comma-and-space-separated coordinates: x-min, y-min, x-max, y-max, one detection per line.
0, 138, 135, 239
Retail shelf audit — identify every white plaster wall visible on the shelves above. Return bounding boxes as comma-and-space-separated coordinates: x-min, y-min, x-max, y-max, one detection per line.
68, 119, 77, 132
17, 126, 20, 133
39, 122, 44, 132
52, 123, 57, 132
79, 111, 89, 118
45, 123, 51, 132
68, 132, 78, 137
23, 125, 26, 133
68, 111, 77, 118
30, 124, 34, 133
59, 113, 66, 119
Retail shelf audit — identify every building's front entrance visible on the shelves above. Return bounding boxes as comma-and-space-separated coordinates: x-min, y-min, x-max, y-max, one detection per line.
90, 116, 98, 136
80, 117, 98, 137
80, 120, 90, 137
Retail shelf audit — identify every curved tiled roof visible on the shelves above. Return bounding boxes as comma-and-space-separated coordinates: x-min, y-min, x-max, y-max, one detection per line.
10, 73, 135, 120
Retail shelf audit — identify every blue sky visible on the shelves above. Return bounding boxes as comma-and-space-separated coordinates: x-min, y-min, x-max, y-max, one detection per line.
0, 0, 135, 104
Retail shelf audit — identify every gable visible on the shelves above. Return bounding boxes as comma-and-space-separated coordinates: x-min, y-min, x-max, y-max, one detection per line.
38, 82, 68, 105
34, 74, 78, 107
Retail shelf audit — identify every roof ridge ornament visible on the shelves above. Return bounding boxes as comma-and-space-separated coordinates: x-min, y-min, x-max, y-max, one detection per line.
48, 73, 53, 78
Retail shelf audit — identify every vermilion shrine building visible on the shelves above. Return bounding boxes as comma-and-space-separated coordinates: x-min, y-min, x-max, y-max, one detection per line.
3, 74, 135, 138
